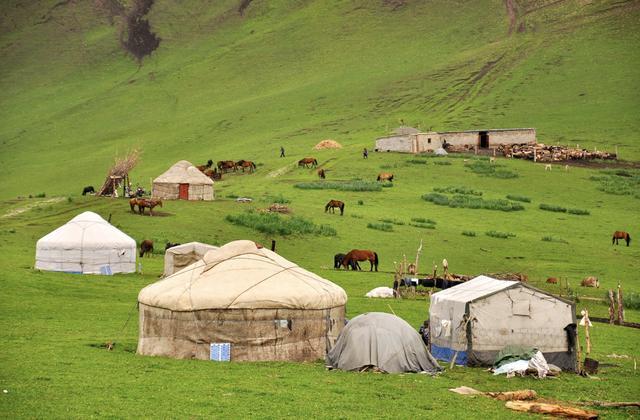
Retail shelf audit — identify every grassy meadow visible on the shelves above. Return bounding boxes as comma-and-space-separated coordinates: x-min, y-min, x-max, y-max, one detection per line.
1, 0, 640, 418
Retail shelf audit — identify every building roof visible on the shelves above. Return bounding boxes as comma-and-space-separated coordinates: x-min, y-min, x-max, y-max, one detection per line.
153, 160, 213, 185
431, 275, 519, 304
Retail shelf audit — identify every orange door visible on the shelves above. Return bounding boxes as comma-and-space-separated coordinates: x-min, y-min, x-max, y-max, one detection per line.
179, 183, 189, 200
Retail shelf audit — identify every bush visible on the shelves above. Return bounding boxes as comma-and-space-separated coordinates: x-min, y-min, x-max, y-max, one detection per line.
486, 230, 516, 239
590, 171, 640, 198
609, 292, 640, 310
294, 181, 382, 192
31, 192, 46, 198
379, 218, 404, 225
367, 223, 393, 232
357, 200, 364, 205
351, 214, 363, 219
541, 236, 568, 244
226, 193, 239, 199
411, 217, 436, 225
67, 196, 74, 203
410, 222, 435, 229
433, 186, 482, 196
506, 194, 531, 203
381, 182, 394, 188
406, 159, 428, 165
421, 193, 450, 206
467, 161, 518, 178
567, 208, 590, 215
265, 194, 291, 204
226, 211, 336, 236
462, 230, 476, 237
433, 161, 452, 166
539, 203, 567, 213
423, 193, 524, 212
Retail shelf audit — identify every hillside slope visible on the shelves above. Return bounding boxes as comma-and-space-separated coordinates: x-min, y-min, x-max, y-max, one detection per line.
1, 0, 639, 197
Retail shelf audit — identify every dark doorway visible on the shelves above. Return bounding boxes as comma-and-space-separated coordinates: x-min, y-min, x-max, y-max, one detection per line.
479, 131, 489, 148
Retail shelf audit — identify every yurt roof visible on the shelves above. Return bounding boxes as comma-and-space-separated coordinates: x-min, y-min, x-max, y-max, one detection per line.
36, 211, 136, 249
431, 275, 518, 304
165, 242, 219, 257
153, 160, 213, 185
139, 240, 347, 311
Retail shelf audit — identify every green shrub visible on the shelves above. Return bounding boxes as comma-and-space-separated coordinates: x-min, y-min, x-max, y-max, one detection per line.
67, 196, 74, 203
30, 192, 46, 198
539, 203, 567, 213
411, 217, 436, 225
506, 194, 531, 203
462, 230, 476, 237
467, 161, 518, 178
541, 236, 568, 244
567, 208, 590, 215
225, 211, 336, 236
606, 292, 640, 310
421, 193, 449, 205
294, 181, 382, 192
357, 200, 364, 205
406, 159, 428, 165
367, 222, 393, 232
590, 171, 640, 198
423, 193, 523, 211
433, 161, 452, 166
381, 182, 394, 188
226, 193, 239, 199
433, 186, 482, 196
379, 218, 404, 225
265, 194, 291, 204
485, 230, 516, 239
410, 222, 436, 229
351, 214, 363, 219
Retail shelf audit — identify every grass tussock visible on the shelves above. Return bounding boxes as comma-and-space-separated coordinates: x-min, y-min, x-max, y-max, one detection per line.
486, 230, 516, 239
506, 194, 531, 203
411, 217, 436, 224
264, 194, 291, 204
367, 222, 393, 232
433, 160, 452, 166
462, 230, 476, 237
406, 159, 428, 165
410, 222, 436, 229
379, 218, 404, 225
433, 186, 482, 196
467, 161, 518, 179
567, 208, 590, 215
294, 181, 382, 191
542, 236, 569, 244
422, 193, 524, 211
226, 211, 336, 236
539, 203, 567, 213
590, 170, 640, 199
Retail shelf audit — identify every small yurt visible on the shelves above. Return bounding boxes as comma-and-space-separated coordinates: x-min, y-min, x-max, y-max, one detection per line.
35, 211, 136, 274
152, 160, 214, 201
429, 275, 576, 370
163, 242, 219, 277
326, 312, 442, 373
137, 240, 347, 361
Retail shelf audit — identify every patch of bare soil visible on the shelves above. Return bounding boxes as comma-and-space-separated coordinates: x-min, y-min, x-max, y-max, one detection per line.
383, 0, 407, 11
121, 0, 160, 60
504, 0, 518, 34
1, 197, 66, 219
238, 0, 254, 16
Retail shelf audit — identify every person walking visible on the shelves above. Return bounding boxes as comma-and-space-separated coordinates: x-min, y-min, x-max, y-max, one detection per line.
280, 146, 285, 157
363, 148, 368, 159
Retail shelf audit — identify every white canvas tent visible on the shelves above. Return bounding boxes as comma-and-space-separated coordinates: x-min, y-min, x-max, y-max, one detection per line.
138, 240, 347, 361
429, 275, 576, 370
152, 160, 214, 201
326, 312, 442, 373
35, 211, 136, 274
163, 242, 218, 277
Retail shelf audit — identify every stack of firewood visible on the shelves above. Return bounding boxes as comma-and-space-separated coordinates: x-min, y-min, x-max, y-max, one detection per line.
499, 143, 616, 162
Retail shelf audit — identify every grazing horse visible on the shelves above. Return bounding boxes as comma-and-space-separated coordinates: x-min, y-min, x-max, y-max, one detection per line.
377, 172, 394, 182
325, 200, 345, 216
196, 160, 214, 172
318, 168, 326, 179
165, 242, 180, 251
217, 160, 237, 173
342, 249, 379, 271
138, 198, 163, 216
612, 231, 631, 246
236, 160, 257, 173
204, 168, 222, 180
140, 239, 154, 257
581, 276, 599, 288
298, 157, 318, 168
334, 253, 361, 270
129, 197, 143, 213
82, 186, 95, 195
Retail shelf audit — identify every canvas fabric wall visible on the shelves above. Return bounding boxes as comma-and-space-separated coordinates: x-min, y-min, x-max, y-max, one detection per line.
35, 211, 136, 274
163, 242, 219, 277
152, 160, 214, 200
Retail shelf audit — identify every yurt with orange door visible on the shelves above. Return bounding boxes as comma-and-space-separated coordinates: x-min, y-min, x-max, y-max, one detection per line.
152, 160, 214, 201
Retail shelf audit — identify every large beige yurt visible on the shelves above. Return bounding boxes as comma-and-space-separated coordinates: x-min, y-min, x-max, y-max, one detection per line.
152, 160, 214, 200
138, 240, 347, 361
163, 242, 219, 277
35, 211, 136, 274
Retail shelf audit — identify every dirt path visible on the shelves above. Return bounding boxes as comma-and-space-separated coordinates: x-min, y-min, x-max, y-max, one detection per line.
1, 197, 66, 219
504, 0, 517, 35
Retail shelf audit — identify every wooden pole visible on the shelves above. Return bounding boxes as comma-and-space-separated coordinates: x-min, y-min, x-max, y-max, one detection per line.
584, 309, 591, 355
271, 240, 276, 252
617, 283, 624, 323
608, 290, 615, 324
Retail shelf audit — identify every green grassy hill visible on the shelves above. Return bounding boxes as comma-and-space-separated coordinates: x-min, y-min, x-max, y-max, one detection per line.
1, 0, 639, 418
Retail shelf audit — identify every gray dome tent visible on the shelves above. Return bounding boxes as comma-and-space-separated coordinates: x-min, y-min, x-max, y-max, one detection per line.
326, 312, 442, 373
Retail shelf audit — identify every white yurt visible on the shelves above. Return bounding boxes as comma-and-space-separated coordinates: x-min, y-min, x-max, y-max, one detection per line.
35, 211, 136, 274
137, 240, 347, 361
152, 160, 214, 201
163, 242, 219, 277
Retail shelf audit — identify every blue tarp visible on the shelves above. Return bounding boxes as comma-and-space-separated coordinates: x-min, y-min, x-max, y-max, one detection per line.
431, 344, 467, 365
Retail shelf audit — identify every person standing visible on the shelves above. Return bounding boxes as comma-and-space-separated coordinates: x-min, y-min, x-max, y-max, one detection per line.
280, 146, 285, 157
363, 148, 368, 159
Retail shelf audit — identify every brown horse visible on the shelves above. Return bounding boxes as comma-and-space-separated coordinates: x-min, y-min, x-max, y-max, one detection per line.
612, 231, 631, 246
317, 168, 326, 179
140, 239, 154, 257
236, 160, 257, 173
298, 157, 318, 168
196, 160, 214, 172
377, 172, 394, 182
325, 200, 345, 216
342, 249, 378, 271
217, 160, 237, 173
138, 198, 163, 216
204, 168, 222, 180
129, 197, 147, 213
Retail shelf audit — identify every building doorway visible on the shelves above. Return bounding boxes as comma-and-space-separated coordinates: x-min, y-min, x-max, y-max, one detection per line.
179, 183, 189, 200
479, 131, 489, 148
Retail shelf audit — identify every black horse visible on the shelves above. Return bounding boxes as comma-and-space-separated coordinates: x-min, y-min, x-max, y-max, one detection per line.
334, 253, 361, 270
165, 242, 181, 251
82, 186, 95, 195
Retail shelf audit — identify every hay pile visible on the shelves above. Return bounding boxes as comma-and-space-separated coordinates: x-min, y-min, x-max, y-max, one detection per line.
97, 149, 141, 196
313, 140, 342, 150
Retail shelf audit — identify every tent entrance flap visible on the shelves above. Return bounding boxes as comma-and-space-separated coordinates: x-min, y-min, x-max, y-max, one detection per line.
179, 183, 189, 200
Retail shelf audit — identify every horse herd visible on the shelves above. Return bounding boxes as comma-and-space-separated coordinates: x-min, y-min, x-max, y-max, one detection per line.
195, 159, 257, 179
129, 197, 163, 216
